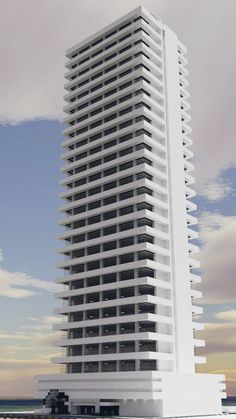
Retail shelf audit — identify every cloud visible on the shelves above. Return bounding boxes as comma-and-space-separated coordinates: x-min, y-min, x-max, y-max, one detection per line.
0, 267, 60, 298
198, 322, 236, 354
197, 212, 236, 304
214, 309, 236, 322
0, 0, 236, 184
197, 178, 233, 202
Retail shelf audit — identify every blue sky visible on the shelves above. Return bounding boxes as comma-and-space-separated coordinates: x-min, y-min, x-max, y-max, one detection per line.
0, 0, 236, 398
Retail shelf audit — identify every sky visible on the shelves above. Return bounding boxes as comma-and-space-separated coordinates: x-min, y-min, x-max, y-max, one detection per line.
0, 0, 236, 398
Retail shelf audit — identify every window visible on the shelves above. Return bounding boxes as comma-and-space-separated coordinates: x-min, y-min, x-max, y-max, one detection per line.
120, 253, 134, 264
104, 139, 117, 149
103, 195, 117, 205
120, 270, 134, 281
137, 186, 152, 196
74, 205, 86, 215
119, 221, 134, 231
89, 159, 102, 168
119, 237, 134, 247
138, 251, 154, 261
87, 276, 100, 287
89, 173, 101, 182
89, 145, 102, 155
119, 147, 132, 157
87, 260, 100, 270
104, 181, 117, 191
88, 200, 101, 210
88, 229, 101, 240
119, 175, 133, 185
88, 215, 101, 225
103, 257, 117, 267
137, 218, 153, 227
74, 191, 86, 200
88, 186, 101, 196
103, 225, 117, 235
87, 245, 100, 255
136, 172, 152, 181
104, 167, 117, 176
103, 210, 117, 220
119, 205, 133, 216
103, 273, 117, 283
74, 219, 86, 228
137, 234, 153, 244
119, 94, 132, 103
90, 132, 102, 142
73, 234, 85, 243
136, 142, 152, 151
103, 241, 117, 251
75, 178, 87, 187
119, 190, 133, 200
104, 100, 117, 110
137, 202, 153, 211
104, 113, 117, 122
119, 161, 133, 171
119, 106, 132, 116
104, 153, 116, 163
104, 126, 117, 136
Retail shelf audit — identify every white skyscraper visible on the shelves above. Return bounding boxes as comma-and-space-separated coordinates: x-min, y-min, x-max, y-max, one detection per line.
38, 6, 226, 417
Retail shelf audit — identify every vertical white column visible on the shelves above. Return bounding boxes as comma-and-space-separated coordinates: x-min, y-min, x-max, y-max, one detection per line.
163, 25, 195, 373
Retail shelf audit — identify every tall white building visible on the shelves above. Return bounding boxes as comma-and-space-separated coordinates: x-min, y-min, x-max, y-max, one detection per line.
38, 6, 226, 417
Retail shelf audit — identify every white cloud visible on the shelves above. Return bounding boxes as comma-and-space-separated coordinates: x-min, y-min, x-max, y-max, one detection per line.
214, 309, 236, 322
198, 212, 236, 304
197, 178, 233, 202
0, 0, 236, 183
0, 267, 60, 298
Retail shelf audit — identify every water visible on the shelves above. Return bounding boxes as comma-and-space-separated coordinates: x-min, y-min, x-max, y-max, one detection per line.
0, 399, 43, 413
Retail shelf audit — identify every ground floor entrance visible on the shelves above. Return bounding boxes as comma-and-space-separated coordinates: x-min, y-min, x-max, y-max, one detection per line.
100, 405, 119, 416
78, 405, 95, 415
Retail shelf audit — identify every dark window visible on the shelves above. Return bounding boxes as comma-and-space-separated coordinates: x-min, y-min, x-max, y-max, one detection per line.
87, 260, 100, 270
104, 100, 117, 110
137, 218, 153, 227
119, 161, 133, 171
136, 142, 152, 151
104, 167, 117, 176
119, 147, 133, 157
137, 186, 152, 196
137, 234, 153, 244
88, 200, 101, 210
74, 178, 87, 187
119, 175, 133, 185
103, 272, 117, 283
73, 234, 85, 243
74, 219, 86, 228
136, 172, 152, 181
88, 186, 101, 196
91, 95, 102, 103
104, 153, 117, 163
119, 94, 132, 104
119, 106, 132, 116
138, 267, 155, 278
119, 206, 133, 216
89, 172, 101, 182
88, 215, 101, 225
103, 241, 117, 251
89, 159, 102, 168
90, 120, 102, 129
119, 236, 134, 247
88, 229, 101, 240
104, 181, 117, 191
103, 225, 117, 235
103, 257, 117, 267
119, 221, 134, 231
136, 157, 152, 166
120, 253, 134, 264
90, 132, 102, 142
87, 245, 100, 255
89, 145, 102, 155
105, 76, 117, 86
104, 126, 117, 136
137, 202, 153, 211
105, 65, 117, 73
103, 210, 117, 220
103, 195, 117, 205
104, 139, 117, 149
104, 113, 117, 122
120, 270, 134, 281
119, 190, 133, 200
119, 120, 132, 129
74, 205, 86, 215
74, 191, 86, 200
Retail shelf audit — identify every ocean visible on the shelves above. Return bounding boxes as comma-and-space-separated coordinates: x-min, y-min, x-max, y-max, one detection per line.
0, 399, 43, 413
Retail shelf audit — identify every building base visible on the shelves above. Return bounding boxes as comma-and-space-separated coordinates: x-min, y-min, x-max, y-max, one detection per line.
37, 371, 225, 417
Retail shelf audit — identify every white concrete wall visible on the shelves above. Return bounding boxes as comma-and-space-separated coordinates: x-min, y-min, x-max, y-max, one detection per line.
163, 24, 195, 373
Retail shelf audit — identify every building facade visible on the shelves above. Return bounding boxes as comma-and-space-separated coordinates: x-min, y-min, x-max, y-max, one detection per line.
38, 6, 226, 417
